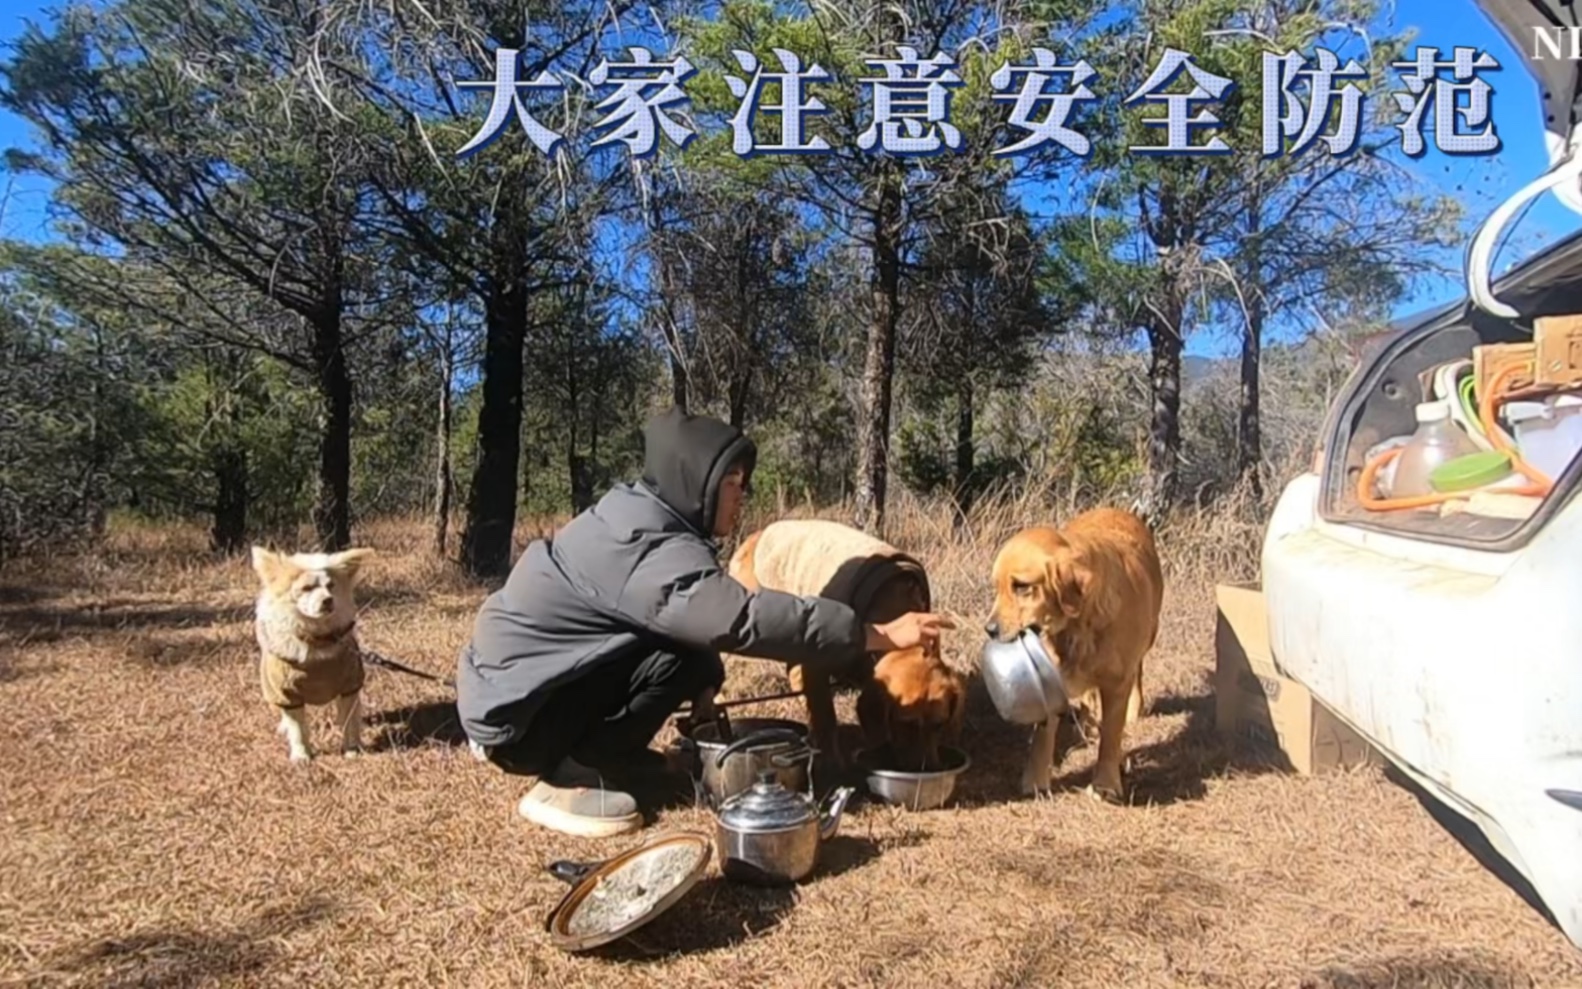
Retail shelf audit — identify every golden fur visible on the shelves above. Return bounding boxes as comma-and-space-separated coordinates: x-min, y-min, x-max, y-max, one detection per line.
251, 546, 375, 762
728, 519, 964, 772
988, 507, 1163, 802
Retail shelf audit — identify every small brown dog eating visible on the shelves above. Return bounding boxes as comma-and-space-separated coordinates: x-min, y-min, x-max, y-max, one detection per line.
988, 507, 1163, 802
729, 519, 965, 774
859, 643, 965, 772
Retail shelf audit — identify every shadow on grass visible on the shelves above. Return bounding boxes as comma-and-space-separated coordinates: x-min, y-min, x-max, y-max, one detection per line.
1, 599, 251, 642
53, 895, 336, 987
558, 830, 880, 960
368, 700, 468, 752
1116, 688, 1294, 806
948, 670, 1292, 808
575, 876, 797, 961
1307, 950, 1532, 989
126, 634, 232, 670
0, 584, 51, 605
1382, 762, 1563, 940
0, 654, 58, 683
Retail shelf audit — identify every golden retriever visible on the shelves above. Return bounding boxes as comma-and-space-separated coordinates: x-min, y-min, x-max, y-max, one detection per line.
987, 507, 1163, 802
728, 519, 965, 773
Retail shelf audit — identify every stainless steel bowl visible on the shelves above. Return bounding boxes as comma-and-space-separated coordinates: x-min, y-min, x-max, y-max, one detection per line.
856, 745, 971, 810
979, 629, 1069, 725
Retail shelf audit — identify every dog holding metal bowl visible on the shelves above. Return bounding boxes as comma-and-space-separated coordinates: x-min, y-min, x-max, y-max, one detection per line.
983, 508, 1164, 803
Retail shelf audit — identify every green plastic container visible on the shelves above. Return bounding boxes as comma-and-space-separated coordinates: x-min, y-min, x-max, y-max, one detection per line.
1430, 450, 1513, 493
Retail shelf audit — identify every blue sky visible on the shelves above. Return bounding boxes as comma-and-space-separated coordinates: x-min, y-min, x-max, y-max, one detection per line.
2, 0, 1579, 359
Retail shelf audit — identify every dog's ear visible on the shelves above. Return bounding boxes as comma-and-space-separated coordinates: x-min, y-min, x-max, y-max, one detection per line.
1044, 556, 1085, 619
327, 548, 375, 581
943, 669, 967, 743
251, 546, 284, 582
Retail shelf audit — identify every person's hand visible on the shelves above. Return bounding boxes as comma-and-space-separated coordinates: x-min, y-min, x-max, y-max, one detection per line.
674, 687, 718, 738
867, 612, 956, 652
691, 687, 719, 724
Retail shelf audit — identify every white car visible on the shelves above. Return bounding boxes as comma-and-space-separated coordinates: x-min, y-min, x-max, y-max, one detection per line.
1261, 0, 1582, 951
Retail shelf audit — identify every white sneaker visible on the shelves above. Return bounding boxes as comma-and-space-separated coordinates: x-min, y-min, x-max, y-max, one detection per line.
516, 758, 641, 838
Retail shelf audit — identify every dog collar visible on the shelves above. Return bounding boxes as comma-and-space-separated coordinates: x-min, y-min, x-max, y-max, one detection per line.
304, 620, 355, 646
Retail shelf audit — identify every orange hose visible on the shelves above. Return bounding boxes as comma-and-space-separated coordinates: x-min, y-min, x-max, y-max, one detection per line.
1478, 365, 1554, 493
1357, 364, 1556, 512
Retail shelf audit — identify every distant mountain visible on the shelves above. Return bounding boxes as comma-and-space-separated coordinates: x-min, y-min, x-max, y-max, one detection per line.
1182, 354, 1224, 386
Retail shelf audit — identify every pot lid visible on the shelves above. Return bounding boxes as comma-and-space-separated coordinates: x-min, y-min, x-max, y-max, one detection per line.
542, 831, 712, 952
716, 769, 817, 833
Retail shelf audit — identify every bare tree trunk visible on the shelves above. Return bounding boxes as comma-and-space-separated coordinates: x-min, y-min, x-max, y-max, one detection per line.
211, 444, 249, 554
1237, 189, 1266, 500
1237, 295, 1265, 499
1144, 310, 1184, 518
433, 348, 453, 557
953, 376, 975, 520
854, 166, 902, 536
311, 311, 352, 552
648, 192, 689, 412
461, 273, 527, 578
565, 336, 594, 514
728, 366, 753, 429
668, 350, 688, 411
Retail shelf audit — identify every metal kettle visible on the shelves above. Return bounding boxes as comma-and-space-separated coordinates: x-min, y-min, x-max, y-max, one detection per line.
713, 769, 853, 885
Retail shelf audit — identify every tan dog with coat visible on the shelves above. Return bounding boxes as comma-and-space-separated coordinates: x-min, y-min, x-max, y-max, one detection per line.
251, 546, 376, 762
728, 519, 965, 773
987, 507, 1163, 802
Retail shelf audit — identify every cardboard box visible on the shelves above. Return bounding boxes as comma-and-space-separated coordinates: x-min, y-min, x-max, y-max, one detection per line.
1214, 582, 1377, 775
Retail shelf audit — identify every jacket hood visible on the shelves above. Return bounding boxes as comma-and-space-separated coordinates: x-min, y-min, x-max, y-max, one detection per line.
640, 406, 756, 536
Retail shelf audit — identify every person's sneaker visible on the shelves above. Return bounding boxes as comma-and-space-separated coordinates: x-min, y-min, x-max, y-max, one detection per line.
516, 758, 641, 838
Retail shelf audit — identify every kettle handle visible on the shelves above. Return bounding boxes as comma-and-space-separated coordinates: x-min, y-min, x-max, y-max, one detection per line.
818, 785, 856, 842
713, 728, 808, 768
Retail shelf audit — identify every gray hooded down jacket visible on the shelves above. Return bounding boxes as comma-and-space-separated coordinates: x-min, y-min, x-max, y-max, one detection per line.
456, 407, 868, 748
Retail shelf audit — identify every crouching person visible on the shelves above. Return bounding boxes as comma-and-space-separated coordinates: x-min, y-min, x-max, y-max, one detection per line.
456, 407, 952, 838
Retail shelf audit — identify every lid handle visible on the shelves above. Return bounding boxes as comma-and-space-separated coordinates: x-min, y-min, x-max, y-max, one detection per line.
547, 859, 597, 886
713, 728, 807, 768
756, 768, 778, 786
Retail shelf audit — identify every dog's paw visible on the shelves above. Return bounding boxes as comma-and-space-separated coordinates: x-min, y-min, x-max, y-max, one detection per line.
1019, 772, 1053, 799
341, 746, 362, 759
1086, 780, 1127, 805
288, 748, 313, 764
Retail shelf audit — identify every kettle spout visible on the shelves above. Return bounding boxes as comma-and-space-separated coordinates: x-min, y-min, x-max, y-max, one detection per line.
818, 785, 855, 841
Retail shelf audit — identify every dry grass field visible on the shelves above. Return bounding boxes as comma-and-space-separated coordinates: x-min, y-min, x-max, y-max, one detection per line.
2, 494, 1580, 988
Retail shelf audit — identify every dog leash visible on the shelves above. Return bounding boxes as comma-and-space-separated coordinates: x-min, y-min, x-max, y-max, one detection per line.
674, 688, 805, 715
363, 650, 457, 688
357, 658, 809, 701
673, 687, 807, 745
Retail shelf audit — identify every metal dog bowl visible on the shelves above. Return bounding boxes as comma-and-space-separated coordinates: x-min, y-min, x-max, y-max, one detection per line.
979, 629, 1069, 725
855, 745, 971, 810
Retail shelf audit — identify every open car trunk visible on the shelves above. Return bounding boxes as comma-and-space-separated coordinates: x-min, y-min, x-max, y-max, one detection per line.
1317, 0, 1582, 548
1319, 228, 1582, 550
